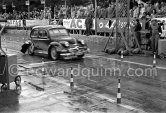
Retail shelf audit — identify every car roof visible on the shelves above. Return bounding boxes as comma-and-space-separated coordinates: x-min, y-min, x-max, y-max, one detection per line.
32, 25, 65, 30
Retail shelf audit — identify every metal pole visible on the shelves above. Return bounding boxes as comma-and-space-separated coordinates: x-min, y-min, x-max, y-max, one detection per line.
44, 0, 46, 19
127, 0, 130, 44
0, 25, 6, 49
95, 0, 97, 35
65, 0, 67, 19
28, 0, 30, 19
115, 0, 119, 51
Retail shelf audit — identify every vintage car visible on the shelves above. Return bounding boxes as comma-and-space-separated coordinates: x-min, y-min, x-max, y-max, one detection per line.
27, 25, 89, 60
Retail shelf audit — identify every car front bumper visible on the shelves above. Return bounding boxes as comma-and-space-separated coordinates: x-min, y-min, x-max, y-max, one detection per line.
60, 48, 90, 59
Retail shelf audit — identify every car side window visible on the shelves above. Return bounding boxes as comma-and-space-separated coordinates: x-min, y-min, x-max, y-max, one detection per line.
31, 29, 38, 38
39, 30, 48, 39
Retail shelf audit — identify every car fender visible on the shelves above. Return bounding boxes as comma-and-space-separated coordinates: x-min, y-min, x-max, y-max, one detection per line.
48, 42, 62, 52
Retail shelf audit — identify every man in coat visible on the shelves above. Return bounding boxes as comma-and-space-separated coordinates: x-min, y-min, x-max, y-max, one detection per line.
150, 19, 162, 54
85, 14, 93, 36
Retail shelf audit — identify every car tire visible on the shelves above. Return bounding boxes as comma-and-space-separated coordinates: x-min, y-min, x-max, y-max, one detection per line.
50, 46, 59, 60
28, 44, 34, 56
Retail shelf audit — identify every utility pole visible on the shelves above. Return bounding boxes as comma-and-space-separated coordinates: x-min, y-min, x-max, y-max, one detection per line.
65, 0, 67, 19
25, 0, 30, 19
41, 0, 46, 19
94, 0, 97, 35
12, 2, 16, 14
2, 5, 6, 13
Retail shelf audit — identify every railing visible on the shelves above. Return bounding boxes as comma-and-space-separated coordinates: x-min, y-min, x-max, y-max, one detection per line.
0, 18, 166, 37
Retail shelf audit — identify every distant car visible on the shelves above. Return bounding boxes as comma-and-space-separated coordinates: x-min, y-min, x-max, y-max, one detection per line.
27, 25, 89, 60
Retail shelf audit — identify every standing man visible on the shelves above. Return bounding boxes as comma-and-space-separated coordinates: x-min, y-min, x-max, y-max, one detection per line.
133, 4, 140, 18
150, 19, 162, 54
107, 3, 114, 19
134, 19, 142, 47
85, 14, 93, 36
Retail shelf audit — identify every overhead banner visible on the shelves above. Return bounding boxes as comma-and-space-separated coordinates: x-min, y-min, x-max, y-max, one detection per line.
63, 19, 95, 30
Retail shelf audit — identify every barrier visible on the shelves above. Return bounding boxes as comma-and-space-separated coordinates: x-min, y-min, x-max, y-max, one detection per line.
0, 17, 166, 37
26, 19, 49, 27
63, 19, 95, 30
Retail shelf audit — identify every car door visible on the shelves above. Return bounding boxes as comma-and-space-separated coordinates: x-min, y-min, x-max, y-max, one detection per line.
30, 28, 39, 50
37, 29, 51, 51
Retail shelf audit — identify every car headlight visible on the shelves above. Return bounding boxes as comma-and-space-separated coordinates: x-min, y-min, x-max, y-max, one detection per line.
80, 40, 85, 45
25, 40, 31, 44
64, 42, 69, 47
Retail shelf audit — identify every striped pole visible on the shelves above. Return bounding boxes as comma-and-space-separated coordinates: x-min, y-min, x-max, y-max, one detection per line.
70, 67, 74, 89
153, 53, 156, 68
117, 78, 121, 104
121, 51, 124, 61
42, 58, 46, 90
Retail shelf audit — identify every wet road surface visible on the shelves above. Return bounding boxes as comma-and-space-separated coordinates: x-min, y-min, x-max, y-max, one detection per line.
1, 34, 166, 112
0, 50, 138, 113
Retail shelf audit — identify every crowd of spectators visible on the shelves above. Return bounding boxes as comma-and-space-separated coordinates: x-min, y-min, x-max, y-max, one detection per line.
55, 3, 116, 19
130, 1, 166, 19
0, 8, 52, 20
0, 1, 166, 20
56, 1, 166, 19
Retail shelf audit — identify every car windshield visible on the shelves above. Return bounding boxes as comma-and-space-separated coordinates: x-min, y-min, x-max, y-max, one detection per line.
49, 29, 69, 37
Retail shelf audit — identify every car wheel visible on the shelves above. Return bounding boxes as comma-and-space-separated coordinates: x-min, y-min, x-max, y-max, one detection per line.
50, 46, 59, 60
28, 44, 34, 56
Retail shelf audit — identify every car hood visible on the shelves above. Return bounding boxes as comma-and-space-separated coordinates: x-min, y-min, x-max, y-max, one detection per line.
51, 36, 77, 44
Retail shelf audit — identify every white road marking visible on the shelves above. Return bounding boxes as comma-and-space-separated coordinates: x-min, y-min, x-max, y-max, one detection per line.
28, 61, 56, 66
119, 104, 146, 113
85, 54, 166, 70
